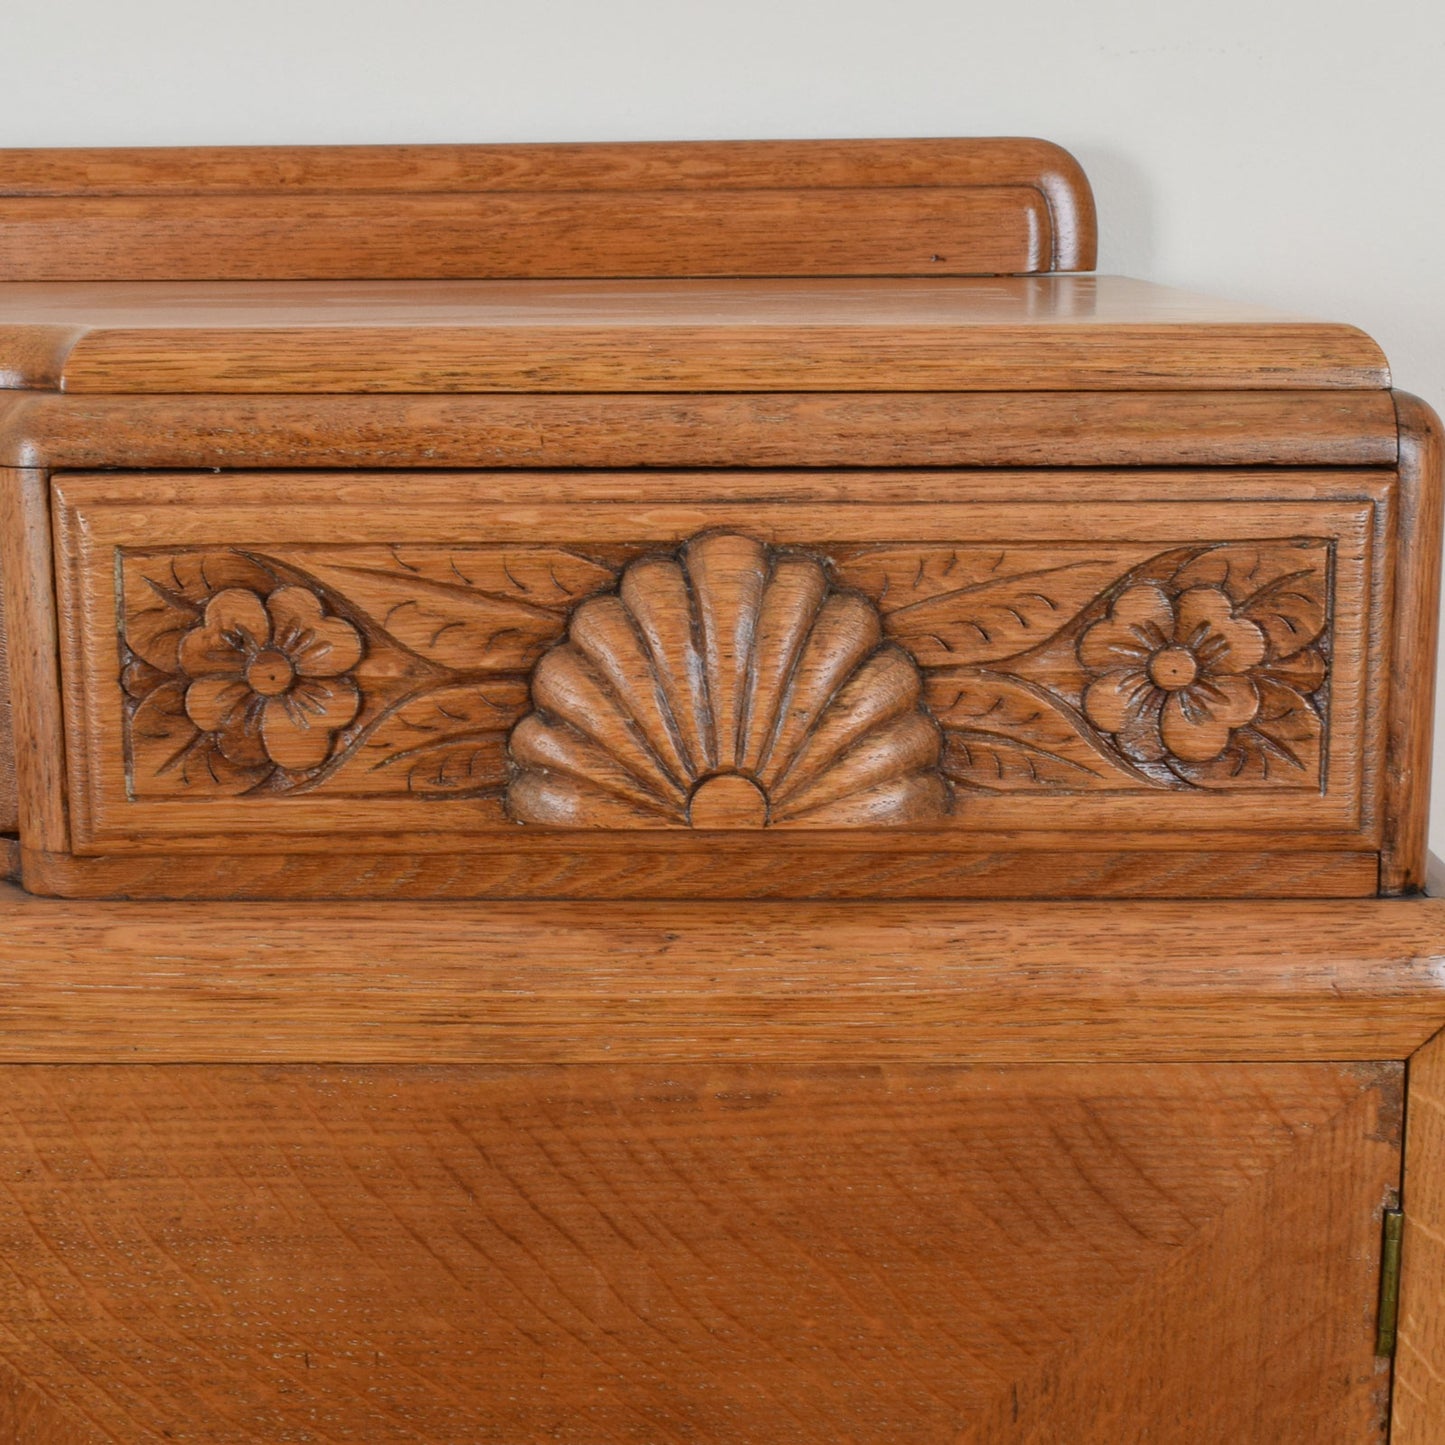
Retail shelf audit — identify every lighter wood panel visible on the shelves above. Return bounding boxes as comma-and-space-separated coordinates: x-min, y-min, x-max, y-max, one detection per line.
0, 1062, 1399, 1443
1394, 1027, 1445, 1441
0, 885, 1442, 1062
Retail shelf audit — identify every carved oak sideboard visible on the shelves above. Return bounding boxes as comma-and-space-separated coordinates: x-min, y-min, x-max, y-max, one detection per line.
0, 138, 1440, 1442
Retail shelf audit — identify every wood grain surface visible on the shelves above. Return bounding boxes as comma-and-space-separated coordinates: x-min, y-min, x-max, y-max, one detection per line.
0, 562, 15, 836
0, 135, 1431, 1445
0, 1061, 1400, 1443
0, 885, 1441, 1062
16, 843, 1382, 902
1382, 393, 1445, 893
47, 470, 1386, 899
1394, 1025, 1445, 1440
0, 187, 1053, 282
0, 391, 1402, 472
0, 469, 65, 852
0, 277, 1389, 394
0, 137, 1097, 278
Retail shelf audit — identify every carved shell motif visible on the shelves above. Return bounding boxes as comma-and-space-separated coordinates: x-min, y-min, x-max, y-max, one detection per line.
506, 533, 950, 828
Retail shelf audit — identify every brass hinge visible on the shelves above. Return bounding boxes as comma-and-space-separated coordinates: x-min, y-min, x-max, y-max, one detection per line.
1376, 1207, 1404, 1358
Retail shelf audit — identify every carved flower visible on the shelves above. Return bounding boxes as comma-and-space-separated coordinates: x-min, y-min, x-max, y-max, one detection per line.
178, 587, 364, 771
1079, 584, 1267, 764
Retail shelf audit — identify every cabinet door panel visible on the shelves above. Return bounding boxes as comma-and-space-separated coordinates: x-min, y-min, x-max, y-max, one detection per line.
0, 1061, 1399, 1443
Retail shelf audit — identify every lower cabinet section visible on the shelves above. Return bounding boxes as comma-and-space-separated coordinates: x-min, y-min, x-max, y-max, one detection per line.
0, 1062, 1401, 1443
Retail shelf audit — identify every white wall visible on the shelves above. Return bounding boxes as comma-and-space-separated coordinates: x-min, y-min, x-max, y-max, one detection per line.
7, 0, 1445, 841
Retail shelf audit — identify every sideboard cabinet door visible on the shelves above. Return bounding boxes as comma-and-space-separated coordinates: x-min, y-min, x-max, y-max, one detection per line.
0, 1060, 1400, 1442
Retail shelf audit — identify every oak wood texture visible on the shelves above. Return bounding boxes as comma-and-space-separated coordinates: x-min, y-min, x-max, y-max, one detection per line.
39, 468, 1395, 897
15, 844, 1383, 902
0, 137, 1435, 1444
0, 469, 64, 853
0, 391, 1402, 471
0, 884, 1441, 1063
0, 1061, 1400, 1443
0, 571, 14, 836
506, 530, 950, 829
0, 276, 1389, 394
0, 137, 1097, 280
1381, 393, 1445, 892
1395, 1025, 1445, 1440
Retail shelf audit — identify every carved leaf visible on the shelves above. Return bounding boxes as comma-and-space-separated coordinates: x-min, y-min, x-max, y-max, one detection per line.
835, 546, 1158, 667
1262, 646, 1327, 696
127, 681, 268, 798
306, 545, 617, 607
1171, 543, 1329, 657
305, 680, 529, 796
1170, 679, 1323, 788
927, 672, 1155, 790
264, 547, 615, 671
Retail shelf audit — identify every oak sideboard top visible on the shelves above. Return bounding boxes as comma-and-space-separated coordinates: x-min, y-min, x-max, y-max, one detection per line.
0, 275, 1388, 394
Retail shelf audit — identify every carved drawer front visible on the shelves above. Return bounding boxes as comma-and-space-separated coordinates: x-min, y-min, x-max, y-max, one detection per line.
49, 469, 1392, 898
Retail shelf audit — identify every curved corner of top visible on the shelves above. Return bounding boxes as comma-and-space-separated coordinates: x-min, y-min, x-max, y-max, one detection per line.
1001, 137, 1098, 273
1394, 389, 1445, 450
0, 325, 85, 393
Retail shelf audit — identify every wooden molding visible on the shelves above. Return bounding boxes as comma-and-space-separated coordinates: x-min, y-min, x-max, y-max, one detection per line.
1381, 393, 1445, 892
0, 468, 64, 851
0, 277, 1390, 396
0, 391, 1402, 472
19, 470, 1396, 895
0, 884, 1441, 1062
0, 138, 1097, 281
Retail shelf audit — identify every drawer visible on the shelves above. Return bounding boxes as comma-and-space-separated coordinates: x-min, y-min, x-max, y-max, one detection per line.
31, 466, 1405, 898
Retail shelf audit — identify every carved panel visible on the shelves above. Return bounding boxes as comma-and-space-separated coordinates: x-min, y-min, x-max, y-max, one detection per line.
833, 538, 1331, 794
117, 532, 1332, 825
506, 532, 949, 828
119, 545, 614, 800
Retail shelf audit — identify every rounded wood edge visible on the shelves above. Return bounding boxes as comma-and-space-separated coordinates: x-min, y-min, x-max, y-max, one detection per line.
1382, 392, 1445, 893
0, 325, 81, 391
0, 391, 1402, 471
0, 137, 1093, 279
1021, 138, 1098, 271
0, 884, 1443, 1062
0, 135, 1086, 192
